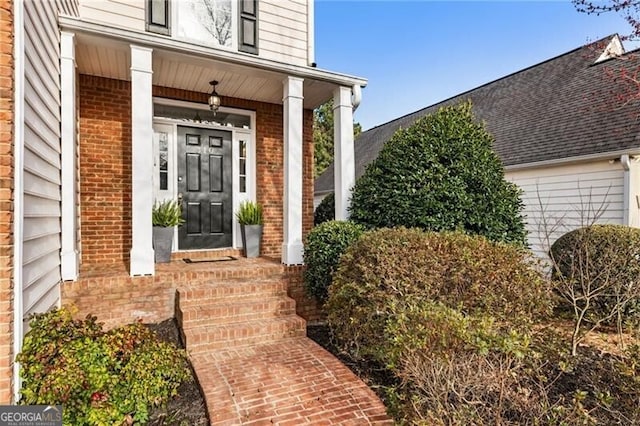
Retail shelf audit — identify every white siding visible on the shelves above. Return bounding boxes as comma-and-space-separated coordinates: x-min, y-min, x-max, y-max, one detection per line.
76, 0, 311, 65
56, 0, 79, 16
506, 160, 626, 261
23, 0, 62, 321
259, 0, 309, 65
78, 0, 145, 31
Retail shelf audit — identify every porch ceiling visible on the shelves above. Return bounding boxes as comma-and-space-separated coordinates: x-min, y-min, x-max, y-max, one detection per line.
74, 32, 341, 109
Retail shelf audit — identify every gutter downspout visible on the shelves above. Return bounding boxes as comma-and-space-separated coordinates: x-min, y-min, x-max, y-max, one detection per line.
12, 0, 24, 403
621, 154, 631, 225
351, 85, 362, 111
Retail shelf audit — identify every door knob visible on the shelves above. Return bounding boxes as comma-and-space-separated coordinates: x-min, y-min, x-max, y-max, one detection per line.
178, 193, 183, 201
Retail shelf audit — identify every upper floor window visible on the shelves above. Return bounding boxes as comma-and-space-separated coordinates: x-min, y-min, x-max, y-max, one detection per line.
148, 0, 258, 55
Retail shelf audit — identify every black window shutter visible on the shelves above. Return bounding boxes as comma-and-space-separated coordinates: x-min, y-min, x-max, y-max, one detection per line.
147, 0, 170, 35
239, 0, 258, 54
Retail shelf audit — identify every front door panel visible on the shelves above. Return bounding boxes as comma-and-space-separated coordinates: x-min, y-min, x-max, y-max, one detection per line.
177, 126, 232, 249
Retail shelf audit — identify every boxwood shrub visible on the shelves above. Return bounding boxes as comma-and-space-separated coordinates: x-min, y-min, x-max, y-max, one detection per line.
303, 220, 363, 303
326, 227, 551, 362
550, 224, 640, 324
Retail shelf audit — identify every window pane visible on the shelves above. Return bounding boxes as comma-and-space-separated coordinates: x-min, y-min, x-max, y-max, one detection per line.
160, 172, 168, 190
177, 0, 232, 48
240, 177, 246, 193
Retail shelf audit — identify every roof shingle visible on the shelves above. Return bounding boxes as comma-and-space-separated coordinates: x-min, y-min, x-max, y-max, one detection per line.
315, 35, 640, 194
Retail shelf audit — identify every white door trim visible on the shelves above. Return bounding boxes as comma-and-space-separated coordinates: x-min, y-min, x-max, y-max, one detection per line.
152, 99, 256, 252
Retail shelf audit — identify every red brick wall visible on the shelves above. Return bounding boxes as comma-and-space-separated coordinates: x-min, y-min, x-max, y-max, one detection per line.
287, 266, 323, 323
62, 271, 175, 331
0, 0, 13, 403
78, 77, 314, 267
79, 76, 132, 268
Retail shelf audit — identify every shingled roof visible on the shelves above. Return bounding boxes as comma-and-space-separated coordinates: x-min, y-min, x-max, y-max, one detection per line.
315, 35, 640, 195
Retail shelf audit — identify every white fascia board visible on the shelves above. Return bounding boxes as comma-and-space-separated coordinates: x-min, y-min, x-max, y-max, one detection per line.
504, 148, 640, 171
12, 0, 25, 403
58, 15, 368, 88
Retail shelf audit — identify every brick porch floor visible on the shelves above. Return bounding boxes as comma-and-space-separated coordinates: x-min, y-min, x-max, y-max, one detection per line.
67, 253, 392, 425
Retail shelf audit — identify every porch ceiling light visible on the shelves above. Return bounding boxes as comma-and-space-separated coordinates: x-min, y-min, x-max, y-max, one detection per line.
208, 80, 221, 115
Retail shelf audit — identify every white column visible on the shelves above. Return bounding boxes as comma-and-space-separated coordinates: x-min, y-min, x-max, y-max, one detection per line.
333, 86, 355, 220
282, 76, 304, 265
130, 45, 155, 276
60, 32, 79, 281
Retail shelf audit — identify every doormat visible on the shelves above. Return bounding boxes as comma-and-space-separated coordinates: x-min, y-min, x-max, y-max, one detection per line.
183, 256, 237, 264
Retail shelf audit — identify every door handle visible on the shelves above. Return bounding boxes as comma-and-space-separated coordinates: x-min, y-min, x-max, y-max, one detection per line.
178, 193, 183, 202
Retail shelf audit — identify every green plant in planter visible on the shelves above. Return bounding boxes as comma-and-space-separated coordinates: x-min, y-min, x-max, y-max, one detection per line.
236, 201, 264, 257
152, 200, 185, 263
152, 200, 185, 227
236, 201, 264, 225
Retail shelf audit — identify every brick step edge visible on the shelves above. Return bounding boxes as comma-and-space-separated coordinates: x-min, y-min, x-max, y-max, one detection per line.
177, 280, 289, 306
177, 296, 297, 328
186, 327, 308, 353
182, 316, 307, 351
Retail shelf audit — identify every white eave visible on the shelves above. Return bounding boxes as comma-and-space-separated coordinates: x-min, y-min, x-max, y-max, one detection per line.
59, 15, 367, 109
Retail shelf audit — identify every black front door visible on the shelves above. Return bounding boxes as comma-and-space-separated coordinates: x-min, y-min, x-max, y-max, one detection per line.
177, 126, 232, 249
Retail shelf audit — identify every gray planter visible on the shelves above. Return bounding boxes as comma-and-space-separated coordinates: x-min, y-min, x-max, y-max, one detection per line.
240, 224, 263, 258
153, 226, 175, 263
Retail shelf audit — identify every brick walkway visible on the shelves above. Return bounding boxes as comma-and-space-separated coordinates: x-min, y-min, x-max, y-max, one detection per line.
167, 255, 393, 425
191, 337, 392, 425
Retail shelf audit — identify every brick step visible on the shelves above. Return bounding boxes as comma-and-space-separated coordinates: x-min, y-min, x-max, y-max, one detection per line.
178, 296, 297, 329
177, 279, 289, 308
157, 261, 285, 288
183, 316, 307, 352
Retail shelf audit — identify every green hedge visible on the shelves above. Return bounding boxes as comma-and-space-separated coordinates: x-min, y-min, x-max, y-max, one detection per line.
326, 228, 551, 362
303, 220, 363, 303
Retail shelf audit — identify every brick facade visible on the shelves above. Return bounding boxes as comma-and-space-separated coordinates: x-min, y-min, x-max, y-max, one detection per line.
79, 76, 314, 268
0, 0, 13, 403
79, 75, 132, 267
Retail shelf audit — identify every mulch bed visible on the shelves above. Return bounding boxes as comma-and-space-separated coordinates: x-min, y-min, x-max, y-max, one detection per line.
145, 319, 209, 426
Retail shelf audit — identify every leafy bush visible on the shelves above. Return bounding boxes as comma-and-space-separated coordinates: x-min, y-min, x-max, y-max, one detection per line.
550, 224, 640, 354
385, 301, 537, 425
17, 308, 190, 425
326, 228, 551, 362
348, 101, 526, 245
314, 192, 335, 226
303, 220, 363, 303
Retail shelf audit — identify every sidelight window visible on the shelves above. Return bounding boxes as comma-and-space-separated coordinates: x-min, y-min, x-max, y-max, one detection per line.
239, 140, 247, 193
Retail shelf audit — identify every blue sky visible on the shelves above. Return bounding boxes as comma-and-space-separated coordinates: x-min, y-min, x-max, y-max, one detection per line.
314, 1, 637, 130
